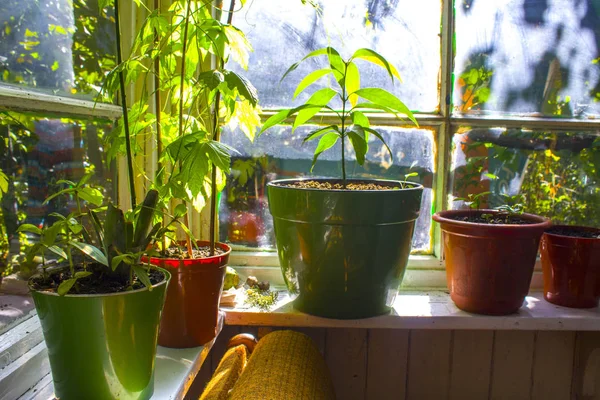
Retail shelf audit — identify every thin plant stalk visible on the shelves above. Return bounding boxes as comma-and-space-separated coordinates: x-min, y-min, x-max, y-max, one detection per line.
154, 0, 167, 252
340, 63, 348, 185
114, 0, 137, 209
178, 0, 194, 257
209, 0, 236, 256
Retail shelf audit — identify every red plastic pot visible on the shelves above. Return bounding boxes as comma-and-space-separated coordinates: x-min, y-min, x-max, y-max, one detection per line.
541, 226, 600, 308
148, 241, 230, 348
433, 210, 551, 315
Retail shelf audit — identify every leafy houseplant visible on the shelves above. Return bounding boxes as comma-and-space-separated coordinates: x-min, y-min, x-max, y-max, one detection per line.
259, 47, 424, 319
433, 195, 551, 315
109, 0, 261, 347
21, 0, 170, 397
540, 225, 600, 308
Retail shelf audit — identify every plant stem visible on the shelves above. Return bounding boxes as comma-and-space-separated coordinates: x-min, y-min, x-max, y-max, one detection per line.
114, 0, 136, 209
178, 0, 193, 257
340, 63, 348, 185
154, 0, 167, 252
209, 0, 236, 256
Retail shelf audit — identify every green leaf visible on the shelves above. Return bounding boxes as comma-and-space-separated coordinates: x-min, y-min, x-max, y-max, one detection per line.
132, 265, 153, 290
206, 141, 234, 173
17, 224, 42, 235
133, 190, 159, 247
43, 188, 74, 205
87, 210, 105, 254
111, 254, 131, 271
303, 125, 338, 142
173, 204, 187, 218
293, 88, 338, 131
362, 127, 393, 161
198, 70, 225, 91
311, 132, 339, 171
47, 245, 68, 260
0, 170, 8, 198
280, 47, 343, 83
224, 71, 258, 106
77, 187, 104, 206
69, 241, 108, 266
57, 279, 77, 296
41, 223, 64, 247
353, 88, 417, 125
345, 62, 360, 107
259, 109, 291, 134
351, 111, 370, 128
347, 126, 368, 166
325, 47, 345, 76
74, 271, 92, 279
351, 48, 401, 82
293, 69, 335, 99
104, 203, 123, 252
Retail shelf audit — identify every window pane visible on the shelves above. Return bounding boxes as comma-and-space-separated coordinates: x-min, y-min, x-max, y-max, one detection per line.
0, 113, 114, 267
0, 0, 115, 99
454, 0, 600, 118
220, 125, 435, 253
231, 0, 441, 112
449, 125, 600, 226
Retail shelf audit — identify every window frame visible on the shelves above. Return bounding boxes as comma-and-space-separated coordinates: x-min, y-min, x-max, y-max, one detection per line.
224, 0, 600, 278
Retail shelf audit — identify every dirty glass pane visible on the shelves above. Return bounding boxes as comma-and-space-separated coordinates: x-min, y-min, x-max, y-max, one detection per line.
448, 125, 600, 226
0, 113, 114, 240
454, 0, 600, 118
220, 126, 435, 253
0, 0, 116, 99
230, 0, 441, 112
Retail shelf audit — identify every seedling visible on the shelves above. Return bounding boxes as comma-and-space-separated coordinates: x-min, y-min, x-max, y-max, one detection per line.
259, 46, 416, 186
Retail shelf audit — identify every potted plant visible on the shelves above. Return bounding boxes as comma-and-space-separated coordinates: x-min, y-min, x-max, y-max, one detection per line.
16, 1, 171, 397
433, 194, 551, 315
259, 47, 423, 319
540, 225, 600, 308
114, 0, 261, 347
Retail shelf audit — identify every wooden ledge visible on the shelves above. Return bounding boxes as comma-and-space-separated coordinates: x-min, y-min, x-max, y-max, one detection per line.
222, 291, 600, 331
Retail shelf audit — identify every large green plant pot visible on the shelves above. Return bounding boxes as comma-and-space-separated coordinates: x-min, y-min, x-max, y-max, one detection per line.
29, 268, 170, 400
268, 178, 423, 319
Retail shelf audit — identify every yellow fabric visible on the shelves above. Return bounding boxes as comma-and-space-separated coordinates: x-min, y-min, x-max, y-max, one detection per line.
229, 330, 336, 400
200, 345, 248, 400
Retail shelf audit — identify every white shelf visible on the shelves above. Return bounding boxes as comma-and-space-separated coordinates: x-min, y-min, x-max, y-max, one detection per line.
223, 291, 600, 331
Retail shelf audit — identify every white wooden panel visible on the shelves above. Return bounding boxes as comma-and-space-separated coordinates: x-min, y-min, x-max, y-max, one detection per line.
365, 329, 409, 400
449, 330, 494, 400
531, 331, 575, 400
326, 328, 368, 400
572, 331, 600, 400
406, 330, 452, 399
489, 331, 535, 400
0, 317, 43, 370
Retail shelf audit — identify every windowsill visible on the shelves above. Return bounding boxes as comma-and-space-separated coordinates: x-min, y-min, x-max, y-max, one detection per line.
222, 291, 600, 331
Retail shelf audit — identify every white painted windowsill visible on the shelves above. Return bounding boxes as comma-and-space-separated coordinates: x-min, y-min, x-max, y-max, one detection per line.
223, 291, 600, 331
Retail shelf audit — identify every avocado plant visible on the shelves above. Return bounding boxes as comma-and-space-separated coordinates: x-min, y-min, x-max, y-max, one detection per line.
259, 46, 417, 184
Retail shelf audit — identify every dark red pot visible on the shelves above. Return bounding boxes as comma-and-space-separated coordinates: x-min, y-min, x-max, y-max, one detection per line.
433, 210, 551, 315
541, 225, 600, 308
149, 241, 230, 348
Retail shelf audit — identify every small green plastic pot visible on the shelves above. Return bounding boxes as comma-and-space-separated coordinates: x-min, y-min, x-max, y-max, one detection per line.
268, 178, 423, 319
29, 267, 170, 400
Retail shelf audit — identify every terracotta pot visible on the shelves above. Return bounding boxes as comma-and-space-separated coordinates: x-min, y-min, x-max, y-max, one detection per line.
540, 225, 600, 308
149, 241, 230, 348
433, 210, 551, 315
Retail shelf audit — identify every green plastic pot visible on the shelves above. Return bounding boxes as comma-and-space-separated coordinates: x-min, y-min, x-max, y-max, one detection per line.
267, 178, 423, 319
29, 267, 170, 400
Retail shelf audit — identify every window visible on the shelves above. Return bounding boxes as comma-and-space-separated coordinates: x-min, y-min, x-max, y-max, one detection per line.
220, 0, 600, 264
0, 0, 119, 278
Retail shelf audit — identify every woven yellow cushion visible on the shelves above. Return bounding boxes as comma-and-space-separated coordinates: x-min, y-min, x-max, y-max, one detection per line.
229, 330, 336, 400
200, 344, 248, 400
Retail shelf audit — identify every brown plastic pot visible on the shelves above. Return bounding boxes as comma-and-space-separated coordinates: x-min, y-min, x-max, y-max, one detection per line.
433, 210, 551, 315
540, 225, 600, 308
148, 241, 230, 348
